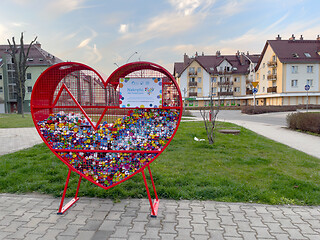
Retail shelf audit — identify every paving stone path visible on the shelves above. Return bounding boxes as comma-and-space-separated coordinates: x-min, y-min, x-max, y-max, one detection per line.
1, 193, 320, 240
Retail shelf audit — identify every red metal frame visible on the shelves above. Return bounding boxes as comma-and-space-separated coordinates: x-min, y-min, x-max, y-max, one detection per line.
30, 61, 183, 216
142, 165, 159, 217
57, 168, 82, 214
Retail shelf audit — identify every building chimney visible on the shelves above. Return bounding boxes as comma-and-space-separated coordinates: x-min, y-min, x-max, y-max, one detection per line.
236, 50, 240, 56
216, 50, 221, 57
300, 35, 303, 40
247, 51, 249, 55
34, 41, 41, 48
202, 52, 204, 56
276, 34, 281, 40
317, 35, 320, 41
239, 54, 245, 65
195, 51, 198, 57
184, 53, 189, 64
289, 34, 295, 41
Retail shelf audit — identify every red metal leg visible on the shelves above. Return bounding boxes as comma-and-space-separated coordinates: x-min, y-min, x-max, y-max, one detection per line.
57, 169, 82, 215
142, 167, 159, 217
147, 165, 159, 201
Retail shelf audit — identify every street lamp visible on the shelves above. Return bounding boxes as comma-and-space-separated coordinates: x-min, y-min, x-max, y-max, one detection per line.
126, 51, 138, 63
241, 52, 257, 110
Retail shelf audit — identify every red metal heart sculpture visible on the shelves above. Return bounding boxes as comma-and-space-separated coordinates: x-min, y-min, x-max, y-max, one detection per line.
31, 62, 182, 190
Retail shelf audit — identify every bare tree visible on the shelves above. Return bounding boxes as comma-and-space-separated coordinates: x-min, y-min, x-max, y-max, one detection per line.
200, 90, 220, 144
7, 32, 37, 117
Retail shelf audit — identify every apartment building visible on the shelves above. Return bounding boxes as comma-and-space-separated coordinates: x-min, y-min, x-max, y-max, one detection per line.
0, 42, 62, 113
254, 34, 320, 106
173, 51, 260, 107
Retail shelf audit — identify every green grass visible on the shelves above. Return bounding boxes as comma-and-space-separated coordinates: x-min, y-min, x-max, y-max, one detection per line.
1, 121, 320, 205
0, 113, 34, 128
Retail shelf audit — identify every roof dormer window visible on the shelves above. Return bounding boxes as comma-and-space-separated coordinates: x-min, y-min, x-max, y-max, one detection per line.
304, 53, 311, 57
27, 58, 33, 61
292, 53, 299, 58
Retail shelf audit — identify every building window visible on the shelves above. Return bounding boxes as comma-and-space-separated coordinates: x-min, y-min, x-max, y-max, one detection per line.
0, 74, 2, 80
189, 67, 195, 74
197, 77, 201, 83
262, 87, 265, 92
234, 77, 240, 83
211, 77, 217, 83
27, 86, 33, 93
8, 72, 16, 83
0, 86, 3, 92
26, 73, 32, 80
291, 66, 298, 74
263, 63, 265, 68
190, 77, 195, 82
211, 87, 217, 93
307, 66, 313, 73
306, 79, 313, 86
291, 79, 298, 87
256, 73, 259, 80
263, 75, 265, 80
304, 53, 311, 58
197, 88, 202, 93
197, 67, 201, 73
234, 87, 240, 92
272, 55, 276, 62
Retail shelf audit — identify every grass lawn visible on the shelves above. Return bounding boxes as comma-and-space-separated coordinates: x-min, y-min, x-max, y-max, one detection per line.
1, 121, 320, 205
0, 113, 34, 128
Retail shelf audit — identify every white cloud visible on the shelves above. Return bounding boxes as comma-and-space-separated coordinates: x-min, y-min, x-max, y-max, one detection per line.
45, 0, 86, 17
77, 29, 97, 48
119, 12, 201, 45
92, 44, 102, 63
78, 38, 91, 48
118, 24, 128, 34
168, 0, 216, 16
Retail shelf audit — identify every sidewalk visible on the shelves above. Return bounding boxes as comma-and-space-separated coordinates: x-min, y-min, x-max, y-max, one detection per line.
1, 117, 320, 239
0, 128, 42, 156
188, 110, 320, 159
1, 193, 320, 240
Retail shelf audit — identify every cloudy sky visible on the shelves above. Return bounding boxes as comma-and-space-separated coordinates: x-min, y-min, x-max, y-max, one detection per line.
1, 0, 319, 75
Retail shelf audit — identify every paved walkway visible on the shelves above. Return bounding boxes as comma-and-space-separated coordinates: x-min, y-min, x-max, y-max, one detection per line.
189, 110, 320, 159
1, 112, 320, 239
0, 128, 42, 156
1, 193, 320, 240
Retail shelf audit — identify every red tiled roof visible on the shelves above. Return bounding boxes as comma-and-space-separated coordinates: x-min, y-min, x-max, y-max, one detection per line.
174, 53, 260, 77
0, 43, 62, 66
268, 39, 320, 63
255, 39, 320, 70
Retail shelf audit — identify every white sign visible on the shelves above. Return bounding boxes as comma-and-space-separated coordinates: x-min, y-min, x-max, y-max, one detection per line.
119, 78, 162, 108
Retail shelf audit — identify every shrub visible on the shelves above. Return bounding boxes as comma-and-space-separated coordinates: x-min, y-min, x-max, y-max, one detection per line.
241, 105, 320, 115
287, 112, 320, 134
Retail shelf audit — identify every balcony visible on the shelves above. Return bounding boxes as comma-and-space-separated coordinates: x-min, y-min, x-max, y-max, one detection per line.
267, 60, 277, 67
267, 74, 277, 81
189, 92, 197, 97
188, 81, 197, 87
218, 81, 233, 86
267, 86, 277, 93
188, 71, 197, 76
219, 92, 233, 96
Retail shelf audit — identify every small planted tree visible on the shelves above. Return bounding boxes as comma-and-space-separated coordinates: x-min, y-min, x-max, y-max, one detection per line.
200, 91, 220, 144
7, 32, 37, 117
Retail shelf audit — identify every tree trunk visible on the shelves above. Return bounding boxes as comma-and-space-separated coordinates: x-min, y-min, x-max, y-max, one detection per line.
7, 32, 37, 117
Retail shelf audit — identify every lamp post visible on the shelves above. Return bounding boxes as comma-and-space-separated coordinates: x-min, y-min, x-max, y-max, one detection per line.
241, 52, 257, 110
126, 51, 138, 63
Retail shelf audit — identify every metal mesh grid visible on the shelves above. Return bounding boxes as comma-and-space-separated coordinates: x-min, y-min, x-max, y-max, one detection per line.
31, 62, 182, 189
